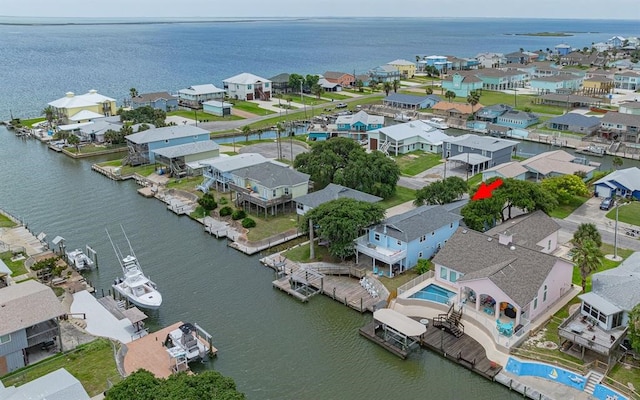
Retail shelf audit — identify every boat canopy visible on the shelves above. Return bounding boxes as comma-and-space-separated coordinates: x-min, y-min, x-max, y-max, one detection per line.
373, 309, 426, 337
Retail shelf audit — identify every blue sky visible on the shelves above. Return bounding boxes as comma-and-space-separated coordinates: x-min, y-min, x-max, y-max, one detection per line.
2, 0, 640, 19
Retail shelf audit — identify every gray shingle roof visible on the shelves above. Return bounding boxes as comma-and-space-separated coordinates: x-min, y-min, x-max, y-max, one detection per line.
433, 228, 564, 307
590, 252, 640, 311
383, 93, 432, 105
294, 184, 382, 208
445, 134, 519, 152
125, 125, 210, 144
0, 280, 65, 336
152, 140, 219, 159
484, 210, 560, 251
132, 92, 175, 104
601, 111, 640, 126
370, 205, 462, 243
233, 162, 309, 189
546, 113, 601, 128
2, 368, 90, 400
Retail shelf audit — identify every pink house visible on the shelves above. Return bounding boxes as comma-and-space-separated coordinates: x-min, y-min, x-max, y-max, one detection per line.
484, 210, 560, 254
432, 224, 573, 333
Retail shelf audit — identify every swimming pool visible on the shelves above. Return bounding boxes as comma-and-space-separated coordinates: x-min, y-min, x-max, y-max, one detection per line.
409, 283, 456, 304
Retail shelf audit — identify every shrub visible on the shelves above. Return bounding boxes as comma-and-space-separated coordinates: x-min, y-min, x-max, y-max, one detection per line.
219, 206, 233, 217
241, 217, 256, 228
197, 193, 217, 211
232, 210, 247, 220
415, 259, 431, 275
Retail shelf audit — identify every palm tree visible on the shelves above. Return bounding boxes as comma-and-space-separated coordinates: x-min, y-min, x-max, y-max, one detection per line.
425, 87, 433, 95
392, 79, 400, 93
275, 122, 285, 159
467, 90, 481, 113
415, 55, 421, 63
572, 223, 602, 248
67, 134, 80, 153
612, 156, 623, 169
41, 106, 55, 125
129, 88, 138, 99
445, 90, 456, 102
241, 125, 251, 142
311, 84, 323, 99
382, 81, 392, 96
572, 238, 603, 292
355, 79, 364, 93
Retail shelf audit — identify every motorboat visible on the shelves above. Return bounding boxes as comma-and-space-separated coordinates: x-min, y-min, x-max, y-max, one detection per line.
164, 322, 210, 363
425, 117, 449, 129
108, 228, 162, 310
65, 248, 95, 271
394, 112, 412, 122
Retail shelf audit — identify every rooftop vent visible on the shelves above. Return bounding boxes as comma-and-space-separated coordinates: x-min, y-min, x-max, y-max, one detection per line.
510, 245, 516, 250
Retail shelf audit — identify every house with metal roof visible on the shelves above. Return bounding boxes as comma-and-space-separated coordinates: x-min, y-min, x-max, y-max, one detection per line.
228, 162, 310, 217
473, 68, 528, 90
475, 104, 512, 123
152, 141, 220, 177
443, 134, 518, 175
369, 65, 401, 83
474, 52, 506, 69
336, 111, 384, 132
223, 72, 272, 101
368, 120, 451, 155
132, 91, 178, 112
202, 100, 233, 117
124, 125, 210, 166
600, 112, 640, 143
0, 367, 90, 399
295, 184, 382, 216
559, 252, 640, 360
355, 205, 462, 277
382, 93, 440, 110
197, 153, 267, 193
593, 167, 640, 199
545, 113, 601, 134
177, 84, 225, 109
317, 78, 342, 92
441, 73, 483, 97
495, 110, 539, 128
47, 90, 117, 124
387, 59, 416, 78
0, 280, 65, 375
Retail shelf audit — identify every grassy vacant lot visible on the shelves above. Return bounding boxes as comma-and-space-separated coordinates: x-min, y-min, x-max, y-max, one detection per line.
448, 90, 566, 115
606, 202, 640, 226
284, 242, 339, 263
165, 177, 202, 192
18, 117, 47, 128
571, 243, 632, 292
245, 212, 299, 242
230, 101, 276, 116
168, 110, 242, 122
319, 92, 351, 101
1, 338, 121, 396
97, 160, 157, 177
378, 186, 417, 209
64, 144, 127, 154
0, 213, 17, 228
548, 195, 589, 219
0, 251, 27, 276
394, 152, 442, 176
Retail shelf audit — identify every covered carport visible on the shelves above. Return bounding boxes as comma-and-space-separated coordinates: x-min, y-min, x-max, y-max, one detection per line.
447, 153, 492, 176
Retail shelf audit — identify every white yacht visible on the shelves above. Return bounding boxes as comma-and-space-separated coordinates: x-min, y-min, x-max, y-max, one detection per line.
65, 248, 95, 271
425, 117, 449, 129
108, 228, 162, 310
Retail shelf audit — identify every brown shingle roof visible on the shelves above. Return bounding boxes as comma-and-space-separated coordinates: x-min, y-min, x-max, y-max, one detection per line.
0, 280, 65, 336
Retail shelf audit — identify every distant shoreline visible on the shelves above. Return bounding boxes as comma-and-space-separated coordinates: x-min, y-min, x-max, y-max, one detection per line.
0, 17, 309, 27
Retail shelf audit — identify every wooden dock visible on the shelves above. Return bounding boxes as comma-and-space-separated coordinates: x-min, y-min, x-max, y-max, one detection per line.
359, 321, 410, 359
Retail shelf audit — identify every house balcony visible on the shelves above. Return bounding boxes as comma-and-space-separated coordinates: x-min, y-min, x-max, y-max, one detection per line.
229, 183, 292, 209
558, 308, 627, 357
26, 319, 60, 347
354, 236, 406, 265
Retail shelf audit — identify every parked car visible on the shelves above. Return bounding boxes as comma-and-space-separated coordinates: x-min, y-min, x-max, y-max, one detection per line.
599, 197, 614, 210
335, 102, 347, 109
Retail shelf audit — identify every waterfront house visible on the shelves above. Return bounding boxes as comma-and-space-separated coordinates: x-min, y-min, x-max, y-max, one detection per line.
529, 74, 583, 94
486, 150, 596, 182
77, 116, 124, 143
178, 84, 225, 109
485, 210, 561, 253
607, 36, 626, 48
554, 44, 572, 56
441, 73, 483, 97
613, 71, 640, 90
432, 227, 574, 332
369, 65, 401, 83
336, 111, 384, 132
423, 55, 451, 72
197, 153, 268, 193
475, 104, 512, 123
505, 51, 529, 65
387, 59, 416, 78
228, 161, 310, 217
0, 368, 90, 399
495, 110, 539, 128
593, 167, 640, 199
202, 100, 233, 117
223, 73, 272, 101
474, 69, 528, 90
67, 109, 108, 123
355, 205, 462, 277
322, 71, 355, 87
47, 90, 117, 124
475, 53, 505, 69
619, 101, 640, 116
600, 112, 640, 143
318, 78, 342, 92
558, 252, 640, 360
382, 93, 440, 110
0, 280, 65, 375
368, 120, 451, 155
431, 101, 483, 120
152, 141, 220, 177
545, 113, 601, 134
132, 92, 178, 112
481, 162, 529, 181
269, 73, 291, 94
294, 183, 382, 217
582, 76, 614, 95
442, 134, 518, 174
124, 125, 210, 166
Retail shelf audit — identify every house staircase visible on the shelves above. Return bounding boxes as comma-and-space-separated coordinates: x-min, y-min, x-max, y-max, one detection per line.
256, 87, 269, 101
432, 304, 465, 338
197, 176, 216, 193
380, 140, 391, 156
583, 370, 604, 395
608, 141, 620, 153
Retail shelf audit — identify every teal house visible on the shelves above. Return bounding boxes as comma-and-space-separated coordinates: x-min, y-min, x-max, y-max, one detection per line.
441, 73, 483, 97
336, 111, 384, 132
530, 74, 583, 94
496, 110, 539, 128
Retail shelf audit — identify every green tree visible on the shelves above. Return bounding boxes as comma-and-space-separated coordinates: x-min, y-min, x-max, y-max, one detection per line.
197, 192, 217, 212
105, 369, 245, 400
355, 79, 364, 92
120, 106, 166, 127
67, 134, 80, 152
572, 238, 603, 292
460, 195, 504, 231
392, 79, 400, 93
104, 129, 120, 144
294, 137, 361, 189
305, 74, 320, 91
425, 87, 433, 95
129, 87, 138, 99
572, 223, 602, 248
445, 90, 456, 102
414, 177, 468, 206
369, 80, 379, 92
241, 125, 251, 142
382, 81, 392, 96
42, 105, 55, 125
540, 174, 589, 204
496, 178, 557, 221
612, 156, 623, 169
415, 259, 431, 275
627, 304, 640, 353
466, 90, 481, 113
288, 73, 304, 93
301, 198, 385, 260
311, 83, 323, 99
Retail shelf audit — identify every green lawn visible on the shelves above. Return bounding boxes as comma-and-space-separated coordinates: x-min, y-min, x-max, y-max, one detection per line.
65, 144, 127, 154
571, 243, 632, 292
447, 90, 567, 115
0, 213, 17, 228
378, 186, 417, 209
18, 117, 46, 128
394, 152, 442, 176
548, 195, 590, 219
245, 212, 299, 242
229, 101, 276, 116
1, 339, 121, 396
318, 92, 351, 101
379, 270, 420, 294
467, 173, 483, 188
0, 251, 28, 276
607, 363, 640, 399
283, 242, 338, 263
606, 202, 640, 226
165, 177, 202, 192
168, 110, 242, 122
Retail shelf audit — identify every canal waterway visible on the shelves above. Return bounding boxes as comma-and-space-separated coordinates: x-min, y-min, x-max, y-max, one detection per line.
0, 127, 529, 398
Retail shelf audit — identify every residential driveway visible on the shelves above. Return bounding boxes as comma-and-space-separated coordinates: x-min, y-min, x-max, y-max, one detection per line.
398, 162, 469, 190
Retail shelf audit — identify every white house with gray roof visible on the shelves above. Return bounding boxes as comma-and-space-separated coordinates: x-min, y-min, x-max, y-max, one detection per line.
294, 184, 382, 216
484, 210, 561, 254
223, 72, 272, 101
443, 134, 518, 175
178, 84, 225, 109
600, 112, 640, 143
124, 125, 210, 165
368, 120, 451, 155
152, 140, 220, 177
198, 153, 268, 193
484, 150, 597, 182
0, 368, 90, 400
0, 281, 65, 375
355, 205, 462, 277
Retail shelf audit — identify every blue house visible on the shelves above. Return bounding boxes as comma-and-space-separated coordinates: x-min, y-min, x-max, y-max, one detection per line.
593, 167, 640, 199
554, 44, 572, 56
125, 125, 211, 165
475, 104, 512, 122
530, 74, 583, 94
131, 92, 178, 112
369, 65, 400, 83
382, 93, 440, 110
354, 205, 462, 277
202, 100, 233, 117
424, 55, 452, 72
336, 111, 384, 132
496, 110, 539, 128
443, 134, 518, 174
441, 73, 483, 97
198, 153, 267, 192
